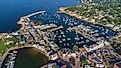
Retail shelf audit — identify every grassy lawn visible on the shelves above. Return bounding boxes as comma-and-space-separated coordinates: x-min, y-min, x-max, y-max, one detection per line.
0, 41, 7, 55
0, 36, 18, 55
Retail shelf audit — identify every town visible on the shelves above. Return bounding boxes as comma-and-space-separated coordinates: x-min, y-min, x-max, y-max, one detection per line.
0, 0, 121, 68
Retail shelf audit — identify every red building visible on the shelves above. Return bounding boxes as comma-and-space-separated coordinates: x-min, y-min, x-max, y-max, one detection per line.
114, 62, 121, 68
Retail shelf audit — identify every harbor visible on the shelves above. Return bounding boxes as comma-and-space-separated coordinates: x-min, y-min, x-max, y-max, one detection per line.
0, 9, 118, 68
0, 0, 120, 68
30, 9, 115, 48
0, 5, 117, 68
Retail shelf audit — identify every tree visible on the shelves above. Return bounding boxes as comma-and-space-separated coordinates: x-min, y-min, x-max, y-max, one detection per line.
52, 65, 59, 68
72, 45, 79, 51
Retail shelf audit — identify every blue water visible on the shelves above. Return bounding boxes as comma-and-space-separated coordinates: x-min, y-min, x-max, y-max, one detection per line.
0, 0, 80, 32
31, 12, 115, 48
0, 0, 115, 48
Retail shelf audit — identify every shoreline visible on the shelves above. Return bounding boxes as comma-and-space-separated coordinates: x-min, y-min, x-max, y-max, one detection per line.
0, 10, 47, 67
0, 10, 46, 56
59, 7, 117, 32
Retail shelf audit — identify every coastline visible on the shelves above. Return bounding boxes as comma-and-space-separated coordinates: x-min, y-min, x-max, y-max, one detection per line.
0, 8, 120, 68
0, 10, 47, 67
0, 10, 47, 57
59, 7, 117, 32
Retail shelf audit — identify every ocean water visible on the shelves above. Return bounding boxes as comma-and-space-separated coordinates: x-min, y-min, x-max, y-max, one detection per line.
0, 0, 80, 32
0, 0, 116, 47
0, 1, 116, 68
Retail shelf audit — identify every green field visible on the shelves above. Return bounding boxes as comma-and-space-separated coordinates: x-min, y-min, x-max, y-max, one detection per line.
0, 36, 18, 55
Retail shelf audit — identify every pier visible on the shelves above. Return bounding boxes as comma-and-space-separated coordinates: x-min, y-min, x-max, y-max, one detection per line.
67, 25, 97, 41
17, 10, 46, 29
24, 11, 46, 18
49, 25, 64, 31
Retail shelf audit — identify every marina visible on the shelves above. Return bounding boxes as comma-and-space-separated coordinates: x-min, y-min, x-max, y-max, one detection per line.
0, 0, 120, 68
30, 11, 115, 48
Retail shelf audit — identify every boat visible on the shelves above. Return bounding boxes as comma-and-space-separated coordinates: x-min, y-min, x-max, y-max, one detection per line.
67, 38, 71, 40
59, 41, 62, 43
62, 39, 66, 41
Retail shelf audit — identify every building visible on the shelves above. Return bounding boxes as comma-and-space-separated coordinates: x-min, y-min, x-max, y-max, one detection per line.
114, 62, 121, 68
81, 0, 93, 4
41, 62, 58, 68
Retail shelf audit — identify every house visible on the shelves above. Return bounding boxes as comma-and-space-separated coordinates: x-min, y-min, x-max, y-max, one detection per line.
106, 24, 114, 28
114, 62, 121, 68
41, 62, 58, 68
4, 41, 14, 45
48, 50, 58, 60
50, 53, 58, 60
12, 32, 19, 36
5, 35, 12, 39
79, 48, 87, 56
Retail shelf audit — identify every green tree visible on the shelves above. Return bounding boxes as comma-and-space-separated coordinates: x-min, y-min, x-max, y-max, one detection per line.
52, 65, 59, 68
72, 45, 79, 51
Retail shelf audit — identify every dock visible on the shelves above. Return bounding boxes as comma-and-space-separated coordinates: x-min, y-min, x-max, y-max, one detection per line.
24, 10, 46, 18
67, 26, 97, 41
17, 10, 46, 30
49, 25, 64, 31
